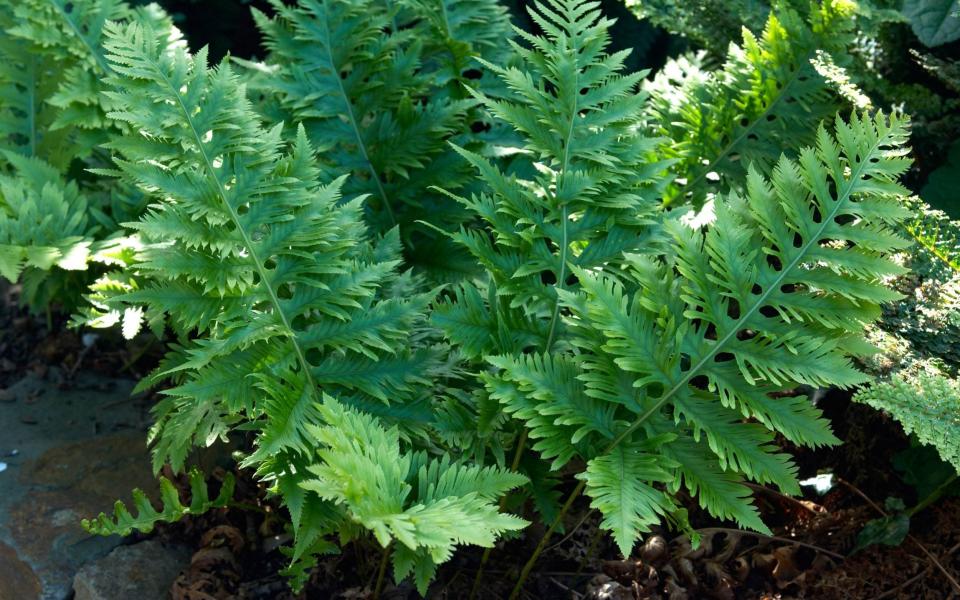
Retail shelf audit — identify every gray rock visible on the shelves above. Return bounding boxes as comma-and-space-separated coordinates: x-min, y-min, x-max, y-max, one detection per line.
0, 371, 154, 599
72, 540, 190, 600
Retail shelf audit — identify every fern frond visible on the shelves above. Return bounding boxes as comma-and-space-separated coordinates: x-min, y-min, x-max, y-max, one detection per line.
82, 468, 234, 536
854, 374, 960, 473
557, 112, 910, 544
648, 1, 861, 207
251, 0, 481, 279
302, 397, 528, 594
0, 152, 92, 282
579, 440, 678, 556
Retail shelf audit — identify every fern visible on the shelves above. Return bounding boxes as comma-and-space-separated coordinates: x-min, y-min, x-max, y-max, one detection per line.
437, 0, 914, 556
249, 0, 497, 280
302, 397, 528, 594
0, 1, 183, 312
646, 1, 862, 207
82, 468, 235, 536
91, 19, 524, 589
0, 152, 92, 283
854, 374, 960, 473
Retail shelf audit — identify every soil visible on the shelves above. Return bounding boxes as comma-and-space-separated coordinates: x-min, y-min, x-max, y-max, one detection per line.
1, 286, 958, 600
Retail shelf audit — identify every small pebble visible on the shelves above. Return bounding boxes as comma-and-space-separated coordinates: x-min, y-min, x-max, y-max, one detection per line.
8, 449, 18, 457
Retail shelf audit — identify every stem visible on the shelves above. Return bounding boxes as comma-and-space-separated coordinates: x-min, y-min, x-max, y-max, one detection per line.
469, 429, 530, 600
908, 473, 959, 517
508, 479, 586, 600
373, 542, 392, 600
696, 527, 844, 560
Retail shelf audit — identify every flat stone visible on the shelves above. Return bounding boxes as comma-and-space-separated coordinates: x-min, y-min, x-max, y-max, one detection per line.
0, 371, 153, 600
72, 540, 190, 600
0, 541, 41, 599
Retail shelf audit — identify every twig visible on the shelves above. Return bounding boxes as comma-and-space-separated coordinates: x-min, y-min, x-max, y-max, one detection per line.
694, 526, 845, 560
549, 577, 584, 599
839, 479, 960, 594
745, 482, 821, 514
546, 509, 595, 553
508, 479, 587, 600
876, 541, 960, 600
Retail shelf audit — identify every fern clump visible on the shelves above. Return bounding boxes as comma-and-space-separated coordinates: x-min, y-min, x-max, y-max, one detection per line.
854, 374, 960, 473
82, 19, 526, 589
438, 0, 914, 558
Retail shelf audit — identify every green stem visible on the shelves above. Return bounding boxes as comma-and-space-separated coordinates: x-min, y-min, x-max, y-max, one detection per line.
468, 429, 529, 600
508, 480, 586, 600
908, 473, 959, 517
373, 542, 392, 600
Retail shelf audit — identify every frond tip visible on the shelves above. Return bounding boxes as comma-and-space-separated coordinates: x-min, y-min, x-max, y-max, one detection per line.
81, 469, 234, 536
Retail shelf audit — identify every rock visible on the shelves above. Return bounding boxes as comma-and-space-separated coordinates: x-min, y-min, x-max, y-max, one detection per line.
0, 541, 41, 599
0, 372, 153, 599
73, 540, 190, 600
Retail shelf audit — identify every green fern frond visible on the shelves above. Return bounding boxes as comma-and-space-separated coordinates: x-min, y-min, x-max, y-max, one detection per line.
82, 468, 234, 536
251, 0, 482, 279
579, 440, 678, 556
302, 397, 528, 594
0, 152, 92, 282
648, 0, 861, 207
855, 374, 960, 473
555, 112, 910, 544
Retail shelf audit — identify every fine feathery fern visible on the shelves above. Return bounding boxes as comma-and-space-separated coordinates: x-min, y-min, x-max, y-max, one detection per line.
854, 374, 960, 473
86, 19, 525, 589
437, 0, 913, 557
645, 0, 862, 207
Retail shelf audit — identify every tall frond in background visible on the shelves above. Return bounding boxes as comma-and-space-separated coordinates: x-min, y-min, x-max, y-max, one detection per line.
249, 0, 505, 281
646, 1, 862, 207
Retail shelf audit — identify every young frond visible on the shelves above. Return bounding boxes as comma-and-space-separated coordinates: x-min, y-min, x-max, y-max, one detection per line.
302, 397, 528, 594
82, 468, 234, 536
